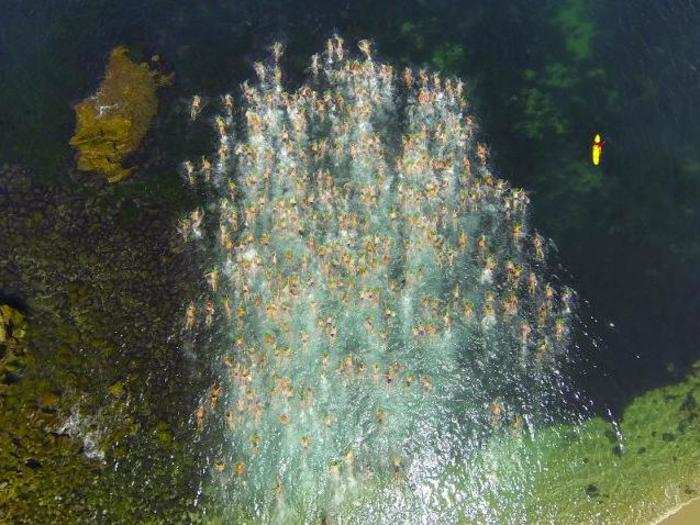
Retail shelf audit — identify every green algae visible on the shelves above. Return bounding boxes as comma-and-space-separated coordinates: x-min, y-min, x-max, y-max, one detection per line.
552, 0, 596, 61
69, 46, 171, 183
431, 43, 466, 74
526, 362, 700, 523
444, 362, 699, 523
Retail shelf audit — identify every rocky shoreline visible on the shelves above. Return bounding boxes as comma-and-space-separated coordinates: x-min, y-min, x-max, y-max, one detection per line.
0, 164, 208, 522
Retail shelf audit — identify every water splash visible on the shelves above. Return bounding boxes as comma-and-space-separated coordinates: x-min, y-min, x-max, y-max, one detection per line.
180, 37, 588, 522
56, 408, 107, 463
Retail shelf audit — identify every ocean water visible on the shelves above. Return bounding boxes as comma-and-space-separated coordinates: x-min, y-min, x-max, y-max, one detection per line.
0, 1, 697, 522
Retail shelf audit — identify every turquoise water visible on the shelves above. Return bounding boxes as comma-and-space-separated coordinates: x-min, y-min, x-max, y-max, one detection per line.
184, 47, 583, 520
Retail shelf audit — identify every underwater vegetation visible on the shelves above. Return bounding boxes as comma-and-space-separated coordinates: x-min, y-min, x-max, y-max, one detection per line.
181, 38, 582, 522
69, 46, 171, 183
528, 362, 699, 523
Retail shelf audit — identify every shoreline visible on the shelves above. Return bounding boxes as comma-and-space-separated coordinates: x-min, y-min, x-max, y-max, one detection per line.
655, 495, 700, 524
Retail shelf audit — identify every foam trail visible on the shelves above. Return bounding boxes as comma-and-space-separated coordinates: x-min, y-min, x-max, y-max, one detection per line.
181, 37, 584, 523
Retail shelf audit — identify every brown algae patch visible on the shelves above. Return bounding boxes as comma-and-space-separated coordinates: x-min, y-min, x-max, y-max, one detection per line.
69, 46, 171, 183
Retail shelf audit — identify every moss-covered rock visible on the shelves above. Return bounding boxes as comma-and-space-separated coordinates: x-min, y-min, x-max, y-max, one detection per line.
69, 46, 172, 183
0, 304, 28, 388
0, 165, 206, 522
0, 304, 26, 347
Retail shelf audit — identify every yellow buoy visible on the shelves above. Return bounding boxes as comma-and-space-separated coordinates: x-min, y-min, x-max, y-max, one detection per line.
592, 133, 604, 166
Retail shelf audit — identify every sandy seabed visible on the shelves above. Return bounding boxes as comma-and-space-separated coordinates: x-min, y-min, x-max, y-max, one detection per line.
657, 496, 700, 525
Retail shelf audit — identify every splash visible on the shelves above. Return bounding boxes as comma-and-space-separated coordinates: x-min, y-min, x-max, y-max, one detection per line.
55, 409, 107, 463
181, 37, 584, 522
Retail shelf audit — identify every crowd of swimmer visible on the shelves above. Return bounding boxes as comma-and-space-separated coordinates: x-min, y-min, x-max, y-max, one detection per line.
178, 38, 576, 521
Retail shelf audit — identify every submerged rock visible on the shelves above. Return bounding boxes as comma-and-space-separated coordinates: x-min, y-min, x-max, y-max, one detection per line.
0, 164, 202, 522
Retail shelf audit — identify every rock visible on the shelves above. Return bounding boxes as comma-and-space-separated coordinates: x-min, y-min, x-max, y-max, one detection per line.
0, 304, 26, 347
69, 47, 172, 183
